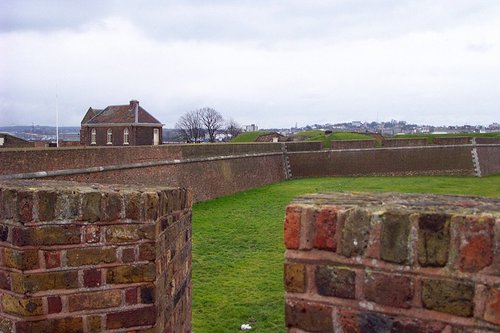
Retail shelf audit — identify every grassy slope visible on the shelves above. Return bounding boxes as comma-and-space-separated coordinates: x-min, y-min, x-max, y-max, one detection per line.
231, 131, 271, 142
192, 175, 500, 332
293, 131, 372, 148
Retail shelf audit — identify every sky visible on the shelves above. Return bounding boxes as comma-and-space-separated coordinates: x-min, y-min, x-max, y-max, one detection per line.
1, 0, 499, 128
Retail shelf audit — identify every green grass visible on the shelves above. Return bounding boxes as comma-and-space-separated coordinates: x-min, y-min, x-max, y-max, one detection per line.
192, 175, 500, 332
293, 131, 373, 148
231, 131, 271, 142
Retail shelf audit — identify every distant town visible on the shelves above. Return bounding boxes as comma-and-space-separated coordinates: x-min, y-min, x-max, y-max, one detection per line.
1, 120, 499, 145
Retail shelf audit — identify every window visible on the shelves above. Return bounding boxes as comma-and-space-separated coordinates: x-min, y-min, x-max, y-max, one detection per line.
91, 129, 96, 145
123, 128, 129, 145
153, 128, 159, 145
107, 128, 113, 145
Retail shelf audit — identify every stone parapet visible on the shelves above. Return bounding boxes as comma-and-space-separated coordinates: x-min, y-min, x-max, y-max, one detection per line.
284, 192, 500, 332
0, 180, 192, 333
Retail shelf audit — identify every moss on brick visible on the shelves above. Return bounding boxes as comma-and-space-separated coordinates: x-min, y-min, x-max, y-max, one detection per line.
422, 279, 474, 317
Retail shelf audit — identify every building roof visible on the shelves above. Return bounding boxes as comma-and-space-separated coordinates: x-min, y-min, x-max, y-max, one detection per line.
81, 100, 162, 125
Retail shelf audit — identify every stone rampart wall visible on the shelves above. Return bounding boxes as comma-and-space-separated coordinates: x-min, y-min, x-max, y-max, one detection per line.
331, 139, 376, 150
383, 138, 428, 147
0, 181, 192, 333
284, 192, 500, 332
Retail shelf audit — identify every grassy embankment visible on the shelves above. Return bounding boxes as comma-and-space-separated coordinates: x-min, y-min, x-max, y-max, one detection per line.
231, 131, 271, 143
192, 175, 500, 333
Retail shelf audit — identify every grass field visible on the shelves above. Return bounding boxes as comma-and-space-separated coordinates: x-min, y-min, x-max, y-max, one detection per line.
293, 130, 372, 148
192, 175, 500, 332
231, 131, 271, 142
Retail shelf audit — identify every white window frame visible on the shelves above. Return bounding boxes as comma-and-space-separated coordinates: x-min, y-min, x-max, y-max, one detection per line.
91, 128, 96, 145
123, 128, 129, 145
107, 128, 113, 145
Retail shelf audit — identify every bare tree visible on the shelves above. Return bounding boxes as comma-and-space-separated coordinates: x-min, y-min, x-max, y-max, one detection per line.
226, 118, 242, 139
175, 109, 204, 143
200, 107, 224, 143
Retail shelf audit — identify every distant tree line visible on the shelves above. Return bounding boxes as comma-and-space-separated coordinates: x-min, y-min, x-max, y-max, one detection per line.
175, 107, 242, 143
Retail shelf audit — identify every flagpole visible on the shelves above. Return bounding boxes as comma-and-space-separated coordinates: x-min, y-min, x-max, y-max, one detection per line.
56, 92, 59, 147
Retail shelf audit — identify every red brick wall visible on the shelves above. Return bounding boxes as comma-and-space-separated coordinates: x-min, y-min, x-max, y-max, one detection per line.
284, 192, 500, 332
0, 180, 192, 333
383, 138, 428, 147
80, 126, 162, 146
289, 146, 476, 177
330, 139, 376, 149
433, 137, 472, 145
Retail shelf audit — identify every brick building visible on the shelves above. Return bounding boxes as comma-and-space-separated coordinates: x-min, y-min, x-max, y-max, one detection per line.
0, 132, 34, 148
80, 100, 163, 146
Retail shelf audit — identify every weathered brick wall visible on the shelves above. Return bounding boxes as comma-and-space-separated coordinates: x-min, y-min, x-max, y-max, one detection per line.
0, 180, 192, 333
383, 138, 428, 147
433, 137, 472, 145
330, 140, 376, 150
289, 146, 476, 177
285, 142, 323, 152
284, 192, 500, 332
476, 137, 500, 144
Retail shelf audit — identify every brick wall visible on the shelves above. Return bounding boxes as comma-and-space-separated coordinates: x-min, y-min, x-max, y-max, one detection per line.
284, 192, 500, 332
284, 142, 323, 152
383, 138, 428, 147
433, 137, 472, 145
289, 146, 476, 177
330, 140, 376, 150
0, 180, 192, 333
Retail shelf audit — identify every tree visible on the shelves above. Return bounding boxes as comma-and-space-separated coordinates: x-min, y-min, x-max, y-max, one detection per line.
175, 109, 204, 143
226, 118, 242, 139
199, 107, 224, 143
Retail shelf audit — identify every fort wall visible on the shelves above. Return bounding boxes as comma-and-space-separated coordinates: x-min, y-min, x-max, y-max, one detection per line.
284, 192, 500, 332
0, 180, 192, 333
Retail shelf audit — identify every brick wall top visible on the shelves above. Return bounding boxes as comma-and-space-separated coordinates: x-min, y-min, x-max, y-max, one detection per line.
330, 139, 376, 150
284, 192, 500, 332
383, 138, 428, 147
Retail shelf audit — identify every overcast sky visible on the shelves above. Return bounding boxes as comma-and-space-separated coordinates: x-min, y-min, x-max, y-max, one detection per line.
1, 0, 499, 128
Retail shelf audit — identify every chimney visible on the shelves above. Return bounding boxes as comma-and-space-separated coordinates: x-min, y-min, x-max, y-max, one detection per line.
130, 100, 139, 123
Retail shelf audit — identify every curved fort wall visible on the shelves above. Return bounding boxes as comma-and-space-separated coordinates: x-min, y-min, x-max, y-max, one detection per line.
0, 141, 498, 202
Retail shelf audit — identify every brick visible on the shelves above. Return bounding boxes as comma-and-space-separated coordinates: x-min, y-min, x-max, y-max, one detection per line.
0, 318, 13, 333
3, 248, 39, 270
47, 295, 62, 314
106, 306, 156, 329
2, 293, 43, 316
106, 263, 156, 284
284, 263, 306, 293
105, 224, 155, 244
125, 192, 142, 220
364, 271, 413, 309
380, 212, 411, 264
83, 268, 102, 288
456, 216, 494, 273
358, 312, 393, 333
0, 271, 11, 290
314, 206, 337, 250
17, 190, 34, 223
56, 191, 80, 220
44, 250, 61, 269
141, 284, 155, 304
81, 191, 101, 222
284, 205, 301, 249
422, 279, 474, 317
122, 247, 136, 263
340, 208, 371, 257
139, 242, 156, 261
336, 310, 361, 333
125, 287, 138, 304
66, 247, 116, 266
417, 214, 450, 267
37, 190, 57, 221
484, 288, 500, 325
102, 192, 122, 221
315, 265, 355, 299
12, 225, 81, 246
13, 271, 79, 293
15, 317, 83, 333
85, 225, 101, 243
285, 300, 333, 332
144, 192, 159, 221
0, 224, 9, 242
68, 289, 122, 312
87, 315, 102, 333
1, 189, 16, 220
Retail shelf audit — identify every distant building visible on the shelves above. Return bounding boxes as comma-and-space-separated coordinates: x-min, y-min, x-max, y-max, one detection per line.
80, 100, 163, 146
245, 124, 258, 132
0, 132, 34, 148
